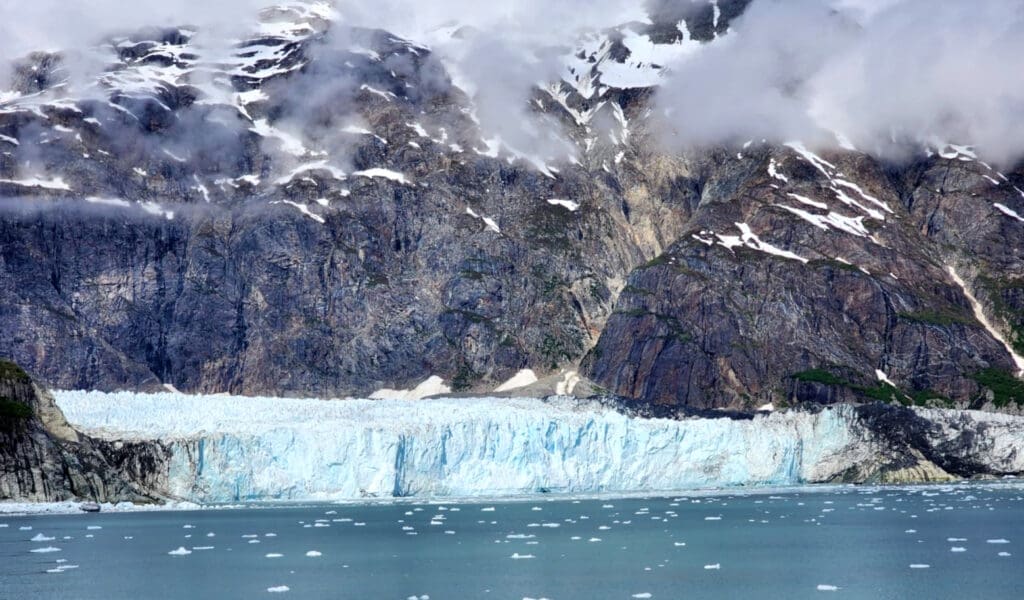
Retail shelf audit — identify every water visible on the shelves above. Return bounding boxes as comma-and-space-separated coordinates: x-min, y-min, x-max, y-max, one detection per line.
2, 484, 1021, 599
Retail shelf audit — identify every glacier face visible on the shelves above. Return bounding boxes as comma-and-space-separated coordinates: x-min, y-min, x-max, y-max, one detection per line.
55, 392, 868, 503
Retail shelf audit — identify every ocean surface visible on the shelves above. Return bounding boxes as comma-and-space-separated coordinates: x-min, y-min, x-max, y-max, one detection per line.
1, 483, 1021, 599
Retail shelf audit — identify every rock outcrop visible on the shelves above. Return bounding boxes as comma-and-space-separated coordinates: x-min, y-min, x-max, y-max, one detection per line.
0, 360, 169, 502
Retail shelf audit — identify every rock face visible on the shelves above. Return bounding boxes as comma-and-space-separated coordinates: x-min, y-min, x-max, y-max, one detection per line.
0, 361, 169, 502
0, 1, 1022, 411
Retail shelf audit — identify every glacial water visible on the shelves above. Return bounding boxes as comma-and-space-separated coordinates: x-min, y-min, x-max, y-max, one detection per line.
2, 483, 1021, 599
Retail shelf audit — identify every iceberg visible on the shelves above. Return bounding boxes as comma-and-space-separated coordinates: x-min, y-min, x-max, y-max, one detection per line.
54, 391, 872, 503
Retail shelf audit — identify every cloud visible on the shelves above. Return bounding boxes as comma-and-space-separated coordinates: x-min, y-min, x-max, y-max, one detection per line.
0, 0, 269, 60
652, 0, 1024, 166
5, 0, 1024, 168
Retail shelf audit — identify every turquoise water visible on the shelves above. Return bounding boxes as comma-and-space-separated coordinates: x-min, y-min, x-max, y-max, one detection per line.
1, 484, 1021, 599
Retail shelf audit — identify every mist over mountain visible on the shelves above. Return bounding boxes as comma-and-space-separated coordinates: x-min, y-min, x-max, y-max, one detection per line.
0, 0, 1022, 411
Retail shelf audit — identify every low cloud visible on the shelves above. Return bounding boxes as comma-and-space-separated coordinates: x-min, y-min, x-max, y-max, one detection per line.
4, 1, 1024, 167
653, 0, 1024, 167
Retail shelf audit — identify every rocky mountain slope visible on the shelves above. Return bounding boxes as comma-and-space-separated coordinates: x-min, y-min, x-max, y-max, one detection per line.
0, 360, 168, 502
0, 0, 1022, 411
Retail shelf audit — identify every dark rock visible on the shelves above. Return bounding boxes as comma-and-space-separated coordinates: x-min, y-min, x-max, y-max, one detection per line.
0, 359, 169, 502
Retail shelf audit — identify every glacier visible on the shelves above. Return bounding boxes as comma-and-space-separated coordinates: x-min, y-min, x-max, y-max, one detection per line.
53, 391, 880, 503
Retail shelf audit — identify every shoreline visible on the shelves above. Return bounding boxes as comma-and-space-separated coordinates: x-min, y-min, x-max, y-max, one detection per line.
4, 478, 1021, 517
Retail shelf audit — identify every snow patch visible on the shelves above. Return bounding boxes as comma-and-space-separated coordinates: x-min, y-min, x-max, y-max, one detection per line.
371, 376, 451, 401
994, 203, 1024, 223
948, 267, 1024, 376
353, 168, 410, 185
546, 199, 580, 211
494, 370, 539, 393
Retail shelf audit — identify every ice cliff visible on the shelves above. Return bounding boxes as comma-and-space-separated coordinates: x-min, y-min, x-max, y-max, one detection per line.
54, 392, 1024, 503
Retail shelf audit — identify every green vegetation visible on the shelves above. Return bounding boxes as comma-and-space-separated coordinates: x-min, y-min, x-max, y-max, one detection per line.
640, 254, 673, 269
0, 360, 30, 384
790, 368, 952, 407
792, 369, 845, 386
897, 310, 974, 327
857, 382, 901, 404
971, 368, 1024, 408
0, 397, 32, 419
540, 334, 576, 370
450, 364, 480, 392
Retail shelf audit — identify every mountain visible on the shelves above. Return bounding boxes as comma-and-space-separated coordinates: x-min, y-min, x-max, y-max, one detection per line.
0, 359, 167, 502
1, 0, 1023, 412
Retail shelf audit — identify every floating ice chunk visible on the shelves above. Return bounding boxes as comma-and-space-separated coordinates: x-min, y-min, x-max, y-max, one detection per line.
704, 516, 722, 521
588, 538, 602, 542
267, 586, 290, 593
266, 553, 283, 558
950, 547, 966, 553
704, 564, 720, 570
168, 547, 191, 556
632, 594, 652, 599
305, 551, 322, 557
31, 533, 55, 542
673, 542, 686, 547
510, 553, 535, 559
947, 538, 967, 542
998, 552, 1012, 557
192, 546, 214, 550
31, 547, 61, 553
817, 585, 839, 591
987, 539, 1010, 544
481, 507, 496, 512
